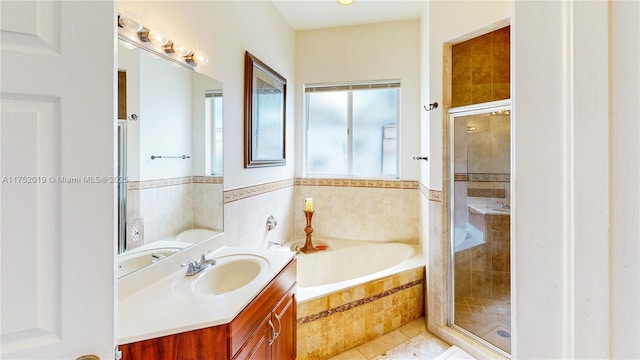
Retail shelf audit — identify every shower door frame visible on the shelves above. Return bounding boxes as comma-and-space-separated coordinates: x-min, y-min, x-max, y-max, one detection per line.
447, 99, 512, 357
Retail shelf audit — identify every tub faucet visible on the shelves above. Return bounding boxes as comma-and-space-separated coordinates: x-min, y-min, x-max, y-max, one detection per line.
182, 250, 216, 276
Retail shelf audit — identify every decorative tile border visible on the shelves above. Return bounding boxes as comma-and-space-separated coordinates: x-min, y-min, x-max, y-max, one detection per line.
223, 177, 419, 204
126, 176, 192, 190
454, 173, 469, 181
223, 178, 295, 204
127, 176, 222, 190
294, 177, 419, 189
297, 279, 423, 325
192, 176, 223, 184
419, 183, 442, 202
454, 173, 510, 183
468, 188, 506, 198
429, 189, 443, 202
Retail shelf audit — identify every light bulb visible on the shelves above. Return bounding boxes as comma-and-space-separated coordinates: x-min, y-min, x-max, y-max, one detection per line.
337, 0, 355, 5
148, 30, 168, 47
118, 14, 143, 32
192, 50, 209, 65
171, 41, 191, 57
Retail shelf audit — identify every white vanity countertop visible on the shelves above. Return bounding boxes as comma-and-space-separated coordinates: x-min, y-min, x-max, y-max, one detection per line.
118, 246, 295, 345
467, 197, 511, 216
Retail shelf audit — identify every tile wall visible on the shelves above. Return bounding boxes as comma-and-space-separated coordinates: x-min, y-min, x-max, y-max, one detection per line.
451, 26, 510, 107
126, 176, 223, 243
223, 179, 296, 248
293, 178, 420, 243
455, 213, 510, 301
220, 178, 421, 249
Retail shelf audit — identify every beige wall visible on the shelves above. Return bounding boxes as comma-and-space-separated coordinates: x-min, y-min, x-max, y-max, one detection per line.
289, 20, 422, 245
118, 1, 298, 248
421, 1, 640, 359
295, 20, 422, 181
420, 1, 511, 358
119, 1, 296, 191
424, 1, 510, 191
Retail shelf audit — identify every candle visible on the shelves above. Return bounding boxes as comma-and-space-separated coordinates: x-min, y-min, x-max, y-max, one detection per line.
304, 198, 313, 212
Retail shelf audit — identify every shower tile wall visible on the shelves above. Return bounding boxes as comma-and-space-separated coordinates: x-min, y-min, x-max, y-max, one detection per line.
451, 26, 510, 107
455, 213, 510, 300
454, 114, 511, 223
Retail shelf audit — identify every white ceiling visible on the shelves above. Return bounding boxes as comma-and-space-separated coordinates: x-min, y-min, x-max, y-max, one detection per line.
271, 0, 425, 31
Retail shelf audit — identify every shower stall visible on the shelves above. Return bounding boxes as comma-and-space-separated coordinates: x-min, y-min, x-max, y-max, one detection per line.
448, 100, 511, 356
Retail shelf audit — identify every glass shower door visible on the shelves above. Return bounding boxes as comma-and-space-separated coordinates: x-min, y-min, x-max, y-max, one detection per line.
449, 100, 511, 355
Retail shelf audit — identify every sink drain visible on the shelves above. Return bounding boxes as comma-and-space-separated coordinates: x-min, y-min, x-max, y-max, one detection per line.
497, 330, 511, 338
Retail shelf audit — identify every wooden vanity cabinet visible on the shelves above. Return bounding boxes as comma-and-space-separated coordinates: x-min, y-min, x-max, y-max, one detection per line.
233, 286, 296, 360
119, 259, 296, 360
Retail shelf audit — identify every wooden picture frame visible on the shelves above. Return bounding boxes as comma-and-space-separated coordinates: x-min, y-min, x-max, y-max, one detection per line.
244, 51, 287, 168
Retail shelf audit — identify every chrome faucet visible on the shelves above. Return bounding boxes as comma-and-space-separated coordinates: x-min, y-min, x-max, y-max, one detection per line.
182, 250, 216, 276
150, 252, 167, 263
496, 201, 511, 209
267, 240, 282, 248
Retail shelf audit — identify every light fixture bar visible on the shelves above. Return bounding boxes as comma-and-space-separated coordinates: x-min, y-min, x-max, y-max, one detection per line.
117, 14, 208, 70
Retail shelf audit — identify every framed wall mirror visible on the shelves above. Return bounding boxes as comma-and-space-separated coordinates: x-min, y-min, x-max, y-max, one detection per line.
116, 37, 224, 278
243, 51, 286, 168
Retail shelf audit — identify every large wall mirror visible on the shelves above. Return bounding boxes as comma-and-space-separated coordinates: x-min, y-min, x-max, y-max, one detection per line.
117, 38, 223, 278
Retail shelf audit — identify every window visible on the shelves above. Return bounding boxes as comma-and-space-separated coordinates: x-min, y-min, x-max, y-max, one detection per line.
305, 81, 400, 178
205, 91, 223, 175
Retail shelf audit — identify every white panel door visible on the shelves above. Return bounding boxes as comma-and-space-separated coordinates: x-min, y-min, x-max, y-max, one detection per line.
1, 1, 116, 359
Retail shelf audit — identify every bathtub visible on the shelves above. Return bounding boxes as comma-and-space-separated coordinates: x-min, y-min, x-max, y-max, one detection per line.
454, 224, 484, 252
293, 239, 423, 302
292, 238, 425, 359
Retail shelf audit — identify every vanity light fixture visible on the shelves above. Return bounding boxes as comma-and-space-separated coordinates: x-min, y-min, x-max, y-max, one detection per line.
337, 0, 355, 5
490, 109, 511, 116
167, 40, 191, 57
148, 30, 169, 47
117, 13, 209, 70
185, 50, 209, 66
118, 14, 143, 33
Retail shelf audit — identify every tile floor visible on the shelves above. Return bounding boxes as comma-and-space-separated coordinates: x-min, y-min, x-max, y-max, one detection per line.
454, 295, 511, 353
329, 317, 451, 360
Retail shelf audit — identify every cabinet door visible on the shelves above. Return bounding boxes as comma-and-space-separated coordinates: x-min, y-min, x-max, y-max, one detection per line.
271, 289, 297, 360
233, 315, 271, 360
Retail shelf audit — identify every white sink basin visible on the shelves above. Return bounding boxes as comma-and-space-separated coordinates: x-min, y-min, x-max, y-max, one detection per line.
176, 254, 270, 297
191, 258, 264, 296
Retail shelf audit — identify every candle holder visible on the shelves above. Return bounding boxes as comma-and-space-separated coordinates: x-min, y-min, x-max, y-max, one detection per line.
299, 210, 318, 254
